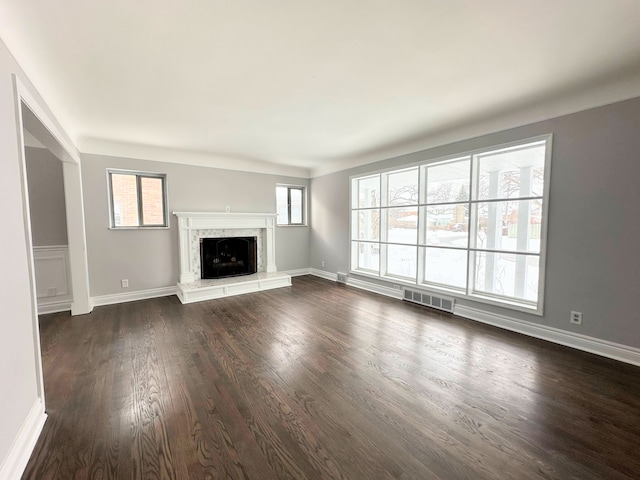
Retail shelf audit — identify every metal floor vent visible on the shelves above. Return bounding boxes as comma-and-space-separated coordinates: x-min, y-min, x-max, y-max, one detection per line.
336, 272, 348, 284
403, 288, 455, 313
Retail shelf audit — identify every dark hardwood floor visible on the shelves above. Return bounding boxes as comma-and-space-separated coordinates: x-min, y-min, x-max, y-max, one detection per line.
23, 275, 640, 479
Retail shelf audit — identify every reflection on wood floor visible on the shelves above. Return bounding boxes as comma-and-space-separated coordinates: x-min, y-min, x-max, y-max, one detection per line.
23, 275, 640, 479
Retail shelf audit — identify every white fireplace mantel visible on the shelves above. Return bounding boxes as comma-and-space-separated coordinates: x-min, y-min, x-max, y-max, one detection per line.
173, 212, 290, 303
174, 211, 278, 284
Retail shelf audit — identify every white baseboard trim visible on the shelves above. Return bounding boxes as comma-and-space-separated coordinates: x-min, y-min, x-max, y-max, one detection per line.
309, 270, 404, 300
89, 274, 639, 367
456, 305, 640, 367
91, 286, 177, 307
0, 398, 47, 480
38, 300, 72, 315
307, 271, 640, 367
309, 268, 337, 281
346, 277, 404, 300
282, 268, 312, 277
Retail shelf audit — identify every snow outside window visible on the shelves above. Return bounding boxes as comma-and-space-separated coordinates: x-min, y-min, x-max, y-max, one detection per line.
349, 135, 552, 313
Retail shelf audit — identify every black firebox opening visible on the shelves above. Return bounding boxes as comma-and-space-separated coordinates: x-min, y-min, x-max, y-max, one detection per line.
200, 237, 257, 279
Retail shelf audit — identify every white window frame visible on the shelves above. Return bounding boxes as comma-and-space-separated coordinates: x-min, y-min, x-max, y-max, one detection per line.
107, 169, 169, 229
276, 184, 307, 226
349, 134, 552, 315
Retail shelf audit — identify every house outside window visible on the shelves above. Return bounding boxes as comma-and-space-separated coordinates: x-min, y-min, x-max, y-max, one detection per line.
107, 169, 168, 228
276, 185, 306, 226
350, 135, 552, 313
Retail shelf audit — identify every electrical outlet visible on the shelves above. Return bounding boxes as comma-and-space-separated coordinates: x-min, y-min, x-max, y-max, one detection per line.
570, 311, 582, 325
225, 205, 231, 212
321, 260, 325, 267
121, 279, 129, 288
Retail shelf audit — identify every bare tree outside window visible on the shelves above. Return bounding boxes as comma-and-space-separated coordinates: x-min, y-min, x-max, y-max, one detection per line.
350, 136, 551, 312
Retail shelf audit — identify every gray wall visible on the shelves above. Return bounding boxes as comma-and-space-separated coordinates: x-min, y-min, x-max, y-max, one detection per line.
25, 146, 68, 246
311, 96, 640, 349
81, 154, 310, 297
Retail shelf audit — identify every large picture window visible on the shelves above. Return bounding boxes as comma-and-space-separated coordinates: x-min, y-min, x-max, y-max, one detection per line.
350, 135, 551, 313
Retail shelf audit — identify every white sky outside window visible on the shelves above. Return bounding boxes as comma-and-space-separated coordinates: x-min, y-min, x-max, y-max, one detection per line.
290, 188, 303, 224
276, 186, 289, 225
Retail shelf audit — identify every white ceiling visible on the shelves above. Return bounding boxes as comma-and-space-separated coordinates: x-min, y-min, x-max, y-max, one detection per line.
2, 1, 640, 177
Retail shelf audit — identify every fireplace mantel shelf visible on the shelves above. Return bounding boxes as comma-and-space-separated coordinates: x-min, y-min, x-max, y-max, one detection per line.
173, 212, 291, 303
173, 211, 278, 225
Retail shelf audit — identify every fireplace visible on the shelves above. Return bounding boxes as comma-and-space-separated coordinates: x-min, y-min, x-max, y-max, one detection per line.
200, 236, 257, 279
173, 212, 291, 304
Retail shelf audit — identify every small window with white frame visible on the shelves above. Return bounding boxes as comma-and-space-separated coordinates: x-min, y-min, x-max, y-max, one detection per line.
107, 169, 169, 228
276, 185, 306, 226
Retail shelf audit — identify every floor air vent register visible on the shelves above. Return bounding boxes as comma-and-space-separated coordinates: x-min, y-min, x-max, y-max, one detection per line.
403, 288, 455, 313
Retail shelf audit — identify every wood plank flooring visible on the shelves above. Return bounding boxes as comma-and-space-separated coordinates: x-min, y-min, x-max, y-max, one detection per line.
23, 275, 640, 479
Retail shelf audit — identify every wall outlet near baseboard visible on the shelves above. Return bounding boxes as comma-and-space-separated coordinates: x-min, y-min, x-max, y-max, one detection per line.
321, 260, 325, 267
121, 279, 129, 288
570, 311, 583, 325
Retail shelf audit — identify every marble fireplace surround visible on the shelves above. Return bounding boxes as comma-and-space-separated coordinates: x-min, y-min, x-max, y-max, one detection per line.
173, 212, 291, 303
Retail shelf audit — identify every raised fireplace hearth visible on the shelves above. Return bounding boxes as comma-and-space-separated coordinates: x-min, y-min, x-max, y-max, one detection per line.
174, 212, 291, 303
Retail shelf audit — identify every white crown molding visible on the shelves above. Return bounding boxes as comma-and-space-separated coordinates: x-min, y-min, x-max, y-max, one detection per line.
69, 74, 640, 180
0, 398, 47, 480
310, 73, 640, 178
79, 138, 310, 178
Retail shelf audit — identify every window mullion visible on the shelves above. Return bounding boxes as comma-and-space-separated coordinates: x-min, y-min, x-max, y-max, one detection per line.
287, 187, 292, 226
416, 166, 424, 285
467, 156, 477, 295
136, 175, 145, 226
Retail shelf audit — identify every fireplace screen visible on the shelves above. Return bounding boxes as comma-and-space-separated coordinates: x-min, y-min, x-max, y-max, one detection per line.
200, 237, 257, 279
